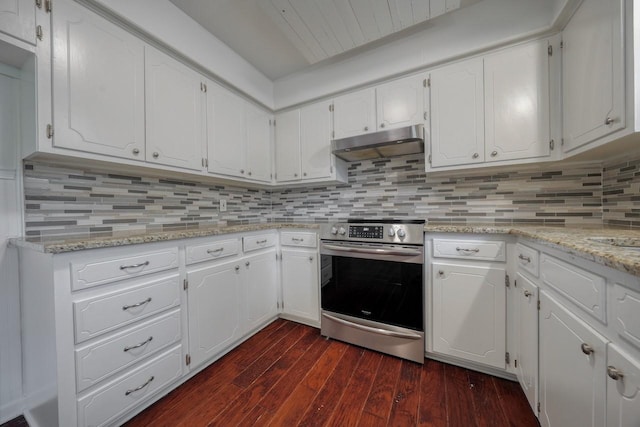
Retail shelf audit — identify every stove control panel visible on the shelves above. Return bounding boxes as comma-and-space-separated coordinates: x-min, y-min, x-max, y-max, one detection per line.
323, 221, 424, 245
349, 225, 383, 239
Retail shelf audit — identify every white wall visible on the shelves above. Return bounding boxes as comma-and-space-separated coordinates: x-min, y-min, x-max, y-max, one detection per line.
0, 68, 24, 423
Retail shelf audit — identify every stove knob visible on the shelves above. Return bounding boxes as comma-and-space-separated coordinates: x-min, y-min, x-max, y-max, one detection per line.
397, 228, 407, 238
388, 228, 396, 237
330, 226, 338, 235
338, 227, 346, 236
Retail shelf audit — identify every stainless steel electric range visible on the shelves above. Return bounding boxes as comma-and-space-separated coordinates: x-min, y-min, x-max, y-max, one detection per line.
319, 219, 425, 363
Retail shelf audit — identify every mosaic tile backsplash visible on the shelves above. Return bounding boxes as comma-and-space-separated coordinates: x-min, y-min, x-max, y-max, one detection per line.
23, 153, 618, 238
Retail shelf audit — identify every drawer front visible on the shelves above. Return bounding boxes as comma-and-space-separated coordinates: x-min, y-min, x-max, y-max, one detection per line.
280, 231, 317, 248
516, 243, 539, 278
71, 248, 179, 291
75, 309, 181, 392
612, 283, 640, 349
77, 345, 182, 427
186, 239, 239, 265
74, 274, 181, 343
432, 239, 506, 262
243, 233, 277, 253
540, 254, 606, 323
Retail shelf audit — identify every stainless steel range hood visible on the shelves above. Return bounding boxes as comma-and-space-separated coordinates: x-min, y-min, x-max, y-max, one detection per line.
331, 124, 424, 162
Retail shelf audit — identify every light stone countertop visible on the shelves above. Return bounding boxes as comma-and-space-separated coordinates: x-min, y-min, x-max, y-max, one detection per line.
11, 222, 321, 254
424, 224, 640, 277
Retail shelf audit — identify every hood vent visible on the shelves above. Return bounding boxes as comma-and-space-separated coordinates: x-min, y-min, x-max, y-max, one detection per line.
331, 124, 424, 162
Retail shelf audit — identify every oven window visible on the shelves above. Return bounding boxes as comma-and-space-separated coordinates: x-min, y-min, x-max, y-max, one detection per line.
321, 255, 423, 331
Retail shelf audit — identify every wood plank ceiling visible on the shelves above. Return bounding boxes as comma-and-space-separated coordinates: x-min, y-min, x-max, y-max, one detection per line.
258, 0, 462, 64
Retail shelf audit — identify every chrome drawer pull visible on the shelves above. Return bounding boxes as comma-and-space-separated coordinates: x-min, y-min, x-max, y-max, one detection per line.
581, 343, 594, 355
256, 239, 268, 244
124, 336, 153, 352
125, 376, 154, 396
518, 254, 532, 263
523, 290, 532, 297
207, 248, 224, 254
607, 366, 624, 381
291, 237, 304, 242
456, 247, 479, 253
122, 297, 152, 311
120, 261, 150, 270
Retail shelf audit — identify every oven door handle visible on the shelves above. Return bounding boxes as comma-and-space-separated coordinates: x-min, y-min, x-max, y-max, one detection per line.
321, 244, 422, 257
322, 313, 422, 340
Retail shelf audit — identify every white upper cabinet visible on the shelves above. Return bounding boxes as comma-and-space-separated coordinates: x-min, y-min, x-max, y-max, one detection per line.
207, 82, 246, 178
562, 0, 624, 153
145, 46, 204, 171
300, 100, 333, 180
274, 109, 301, 182
430, 57, 484, 168
245, 103, 273, 182
332, 88, 376, 139
52, 0, 145, 160
376, 75, 425, 130
484, 39, 550, 162
0, 0, 35, 45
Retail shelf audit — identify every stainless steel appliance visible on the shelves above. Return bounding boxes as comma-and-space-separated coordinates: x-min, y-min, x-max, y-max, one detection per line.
331, 124, 424, 162
320, 219, 425, 363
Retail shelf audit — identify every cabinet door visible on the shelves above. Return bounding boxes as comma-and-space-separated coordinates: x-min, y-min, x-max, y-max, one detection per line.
243, 250, 278, 333
300, 101, 332, 180
539, 291, 607, 427
430, 58, 484, 167
187, 260, 243, 368
431, 262, 506, 368
376, 75, 424, 130
281, 248, 319, 325
245, 104, 272, 182
274, 109, 301, 182
333, 88, 376, 139
52, 0, 145, 160
145, 46, 203, 171
207, 83, 246, 177
515, 273, 539, 415
485, 40, 550, 162
0, 0, 35, 44
562, 0, 624, 152
606, 344, 640, 427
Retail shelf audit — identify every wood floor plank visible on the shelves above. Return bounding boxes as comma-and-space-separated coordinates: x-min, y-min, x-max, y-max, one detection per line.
468, 370, 510, 427
360, 353, 403, 424
445, 364, 478, 427
297, 345, 364, 427
493, 376, 540, 427
418, 359, 447, 427
327, 350, 382, 426
387, 360, 423, 426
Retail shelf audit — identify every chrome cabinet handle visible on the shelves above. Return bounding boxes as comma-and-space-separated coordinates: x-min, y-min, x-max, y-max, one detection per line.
523, 290, 532, 297
607, 366, 624, 381
456, 247, 479, 253
303, 172, 307, 177
240, 169, 245, 174
132, 148, 140, 155
472, 153, 479, 159
122, 297, 152, 311
152, 152, 159, 158
248, 171, 252, 176
245, 261, 250, 267
309, 256, 314, 261
291, 237, 304, 242
235, 265, 240, 272
364, 126, 369, 131
380, 123, 385, 128
518, 254, 531, 263
256, 239, 267, 244
438, 270, 444, 276
207, 248, 224, 254
605, 117, 614, 126
124, 336, 153, 352
491, 150, 498, 157
125, 376, 154, 396
294, 173, 298, 177
581, 343, 594, 355
120, 261, 150, 270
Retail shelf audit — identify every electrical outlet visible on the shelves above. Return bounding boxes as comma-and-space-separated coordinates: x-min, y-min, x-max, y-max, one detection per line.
219, 199, 227, 212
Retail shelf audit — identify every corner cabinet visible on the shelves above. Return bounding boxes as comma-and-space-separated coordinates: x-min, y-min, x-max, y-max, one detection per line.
0, 0, 35, 45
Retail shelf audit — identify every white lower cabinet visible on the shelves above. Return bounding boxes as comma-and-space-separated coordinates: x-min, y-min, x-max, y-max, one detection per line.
539, 290, 607, 427
514, 272, 538, 414
431, 262, 506, 369
606, 344, 640, 426
243, 250, 278, 334
280, 246, 319, 326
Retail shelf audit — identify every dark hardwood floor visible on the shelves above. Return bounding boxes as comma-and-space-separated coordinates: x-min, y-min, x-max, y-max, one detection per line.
125, 319, 539, 427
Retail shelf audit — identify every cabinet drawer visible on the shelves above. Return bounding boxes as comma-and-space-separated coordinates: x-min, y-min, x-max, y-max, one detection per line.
71, 248, 179, 291
243, 233, 277, 252
540, 254, 606, 323
432, 239, 506, 262
185, 239, 239, 265
516, 243, 539, 278
612, 283, 640, 349
280, 231, 317, 248
74, 274, 181, 343
75, 309, 181, 392
77, 345, 182, 427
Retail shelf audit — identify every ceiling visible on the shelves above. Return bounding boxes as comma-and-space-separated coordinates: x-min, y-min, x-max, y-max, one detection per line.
168, 0, 481, 80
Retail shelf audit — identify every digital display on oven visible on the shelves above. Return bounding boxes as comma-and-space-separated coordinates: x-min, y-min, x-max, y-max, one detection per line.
349, 225, 383, 239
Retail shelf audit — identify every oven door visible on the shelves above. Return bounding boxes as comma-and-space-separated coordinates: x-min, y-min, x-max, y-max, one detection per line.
320, 240, 424, 332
